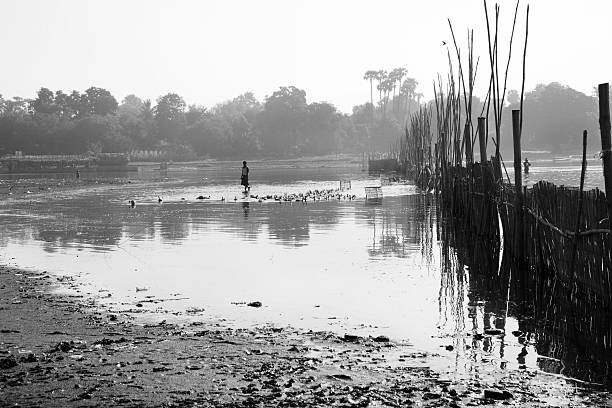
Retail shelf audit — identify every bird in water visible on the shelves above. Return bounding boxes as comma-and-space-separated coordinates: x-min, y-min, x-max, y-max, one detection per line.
158, 196, 163, 203
129, 200, 135, 207
221, 196, 225, 202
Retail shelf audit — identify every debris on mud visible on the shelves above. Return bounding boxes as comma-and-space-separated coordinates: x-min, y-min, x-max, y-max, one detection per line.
1, 265, 611, 407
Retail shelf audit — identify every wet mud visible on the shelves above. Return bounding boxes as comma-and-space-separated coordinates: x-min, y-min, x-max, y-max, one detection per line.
2, 266, 611, 407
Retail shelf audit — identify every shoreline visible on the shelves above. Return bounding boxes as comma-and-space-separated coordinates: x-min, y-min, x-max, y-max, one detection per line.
1, 264, 610, 407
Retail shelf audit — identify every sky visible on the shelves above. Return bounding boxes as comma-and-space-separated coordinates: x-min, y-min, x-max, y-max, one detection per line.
1, 0, 610, 113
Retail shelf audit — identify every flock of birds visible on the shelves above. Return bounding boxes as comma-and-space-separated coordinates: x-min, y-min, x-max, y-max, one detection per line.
128, 188, 357, 207
230, 188, 358, 203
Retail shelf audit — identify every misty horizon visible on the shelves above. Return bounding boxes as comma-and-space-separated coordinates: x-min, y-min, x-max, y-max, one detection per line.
1, 0, 611, 114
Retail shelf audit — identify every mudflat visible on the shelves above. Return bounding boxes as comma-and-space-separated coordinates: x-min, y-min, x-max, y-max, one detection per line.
1, 265, 610, 407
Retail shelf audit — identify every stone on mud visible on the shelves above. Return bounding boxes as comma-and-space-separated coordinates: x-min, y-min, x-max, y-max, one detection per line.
0, 355, 18, 369
484, 389, 513, 400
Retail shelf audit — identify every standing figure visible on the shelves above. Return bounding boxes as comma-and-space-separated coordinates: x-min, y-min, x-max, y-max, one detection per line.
523, 158, 531, 174
240, 161, 250, 192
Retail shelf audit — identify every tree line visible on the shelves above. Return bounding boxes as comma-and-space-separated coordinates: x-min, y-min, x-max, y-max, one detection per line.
0, 78, 420, 159
0, 78, 599, 159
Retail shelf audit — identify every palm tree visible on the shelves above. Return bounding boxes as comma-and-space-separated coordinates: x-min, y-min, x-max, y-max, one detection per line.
363, 70, 377, 120
394, 67, 408, 114
381, 78, 394, 118
388, 69, 400, 114
400, 78, 418, 118
375, 70, 388, 112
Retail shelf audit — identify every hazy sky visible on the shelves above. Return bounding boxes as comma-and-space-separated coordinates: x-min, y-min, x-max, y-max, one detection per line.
1, 0, 610, 113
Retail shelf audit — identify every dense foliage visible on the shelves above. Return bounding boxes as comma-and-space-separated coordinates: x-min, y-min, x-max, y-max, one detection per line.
0, 80, 599, 159
0, 80, 414, 159
501, 82, 599, 153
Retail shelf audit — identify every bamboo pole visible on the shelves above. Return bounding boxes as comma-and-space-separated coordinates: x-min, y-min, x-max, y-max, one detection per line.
598, 83, 612, 241
478, 117, 487, 163
465, 123, 473, 164
512, 109, 523, 260
512, 110, 522, 198
570, 130, 588, 273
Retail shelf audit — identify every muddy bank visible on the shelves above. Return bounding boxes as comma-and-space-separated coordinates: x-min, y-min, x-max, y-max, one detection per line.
1, 266, 610, 407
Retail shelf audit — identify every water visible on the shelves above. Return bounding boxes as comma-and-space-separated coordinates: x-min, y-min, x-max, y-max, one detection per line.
506, 156, 606, 189
0, 159, 609, 386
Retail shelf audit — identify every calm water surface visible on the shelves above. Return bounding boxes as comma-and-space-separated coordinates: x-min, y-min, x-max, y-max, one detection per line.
0, 160, 609, 386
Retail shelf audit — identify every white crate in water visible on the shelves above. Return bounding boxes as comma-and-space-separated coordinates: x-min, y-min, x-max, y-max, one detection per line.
365, 186, 383, 199
339, 179, 351, 191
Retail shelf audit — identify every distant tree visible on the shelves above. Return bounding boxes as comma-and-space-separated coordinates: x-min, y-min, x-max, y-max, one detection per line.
117, 95, 148, 148
64, 115, 126, 153
502, 82, 597, 153
231, 92, 261, 112
154, 93, 186, 141
257, 86, 307, 155
82, 87, 118, 116
302, 102, 340, 155
507, 89, 520, 105
185, 104, 207, 126
375, 70, 387, 111
66, 91, 87, 118
184, 115, 230, 157
400, 77, 418, 117
140, 99, 154, 121
53, 90, 73, 119
363, 70, 378, 119
388, 68, 406, 114
138, 99, 157, 147
4, 97, 29, 117
30, 87, 57, 115
380, 78, 394, 118
121, 95, 144, 112
392, 67, 408, 115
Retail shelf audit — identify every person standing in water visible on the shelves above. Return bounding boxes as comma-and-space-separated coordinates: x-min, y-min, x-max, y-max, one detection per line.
240, 161, 250, 192
523, 158, 531, 174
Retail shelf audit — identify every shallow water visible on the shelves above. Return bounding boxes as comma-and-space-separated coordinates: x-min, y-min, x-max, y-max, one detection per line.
0, 160, 609, 386
505, 156, 606, 189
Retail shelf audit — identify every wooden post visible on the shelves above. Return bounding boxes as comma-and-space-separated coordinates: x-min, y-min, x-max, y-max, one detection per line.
478, 117, 487, 163
512, 110, 523, 200
570, 130, 588, 274
441, 132, 447, 166
598, 83, 612, 237
512, 109, 523, 261
464, 123, 472, 165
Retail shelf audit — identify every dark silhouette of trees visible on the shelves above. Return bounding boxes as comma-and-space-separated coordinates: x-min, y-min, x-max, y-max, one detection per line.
30, 88, 56, 115
363, 70, 377, 119
502, 82, 597, 153
258, 86, 308, 156
83, 87, 118, 116
0, 80, 597, 160
154, 93, 186, 142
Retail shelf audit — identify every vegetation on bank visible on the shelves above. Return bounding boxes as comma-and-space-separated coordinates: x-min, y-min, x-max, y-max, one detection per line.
0, 74, 418, 160
0, 79, 602, 160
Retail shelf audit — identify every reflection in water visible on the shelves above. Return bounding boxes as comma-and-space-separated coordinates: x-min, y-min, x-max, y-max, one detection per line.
1, 167, 610, 387
359, 195, 435, 260
439, 205, 612, 385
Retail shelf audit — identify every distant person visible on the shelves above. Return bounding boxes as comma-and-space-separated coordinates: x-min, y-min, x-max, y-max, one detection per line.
523, 158, 531, 174
76, 170, 80, 179
240, 161, 250, 192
